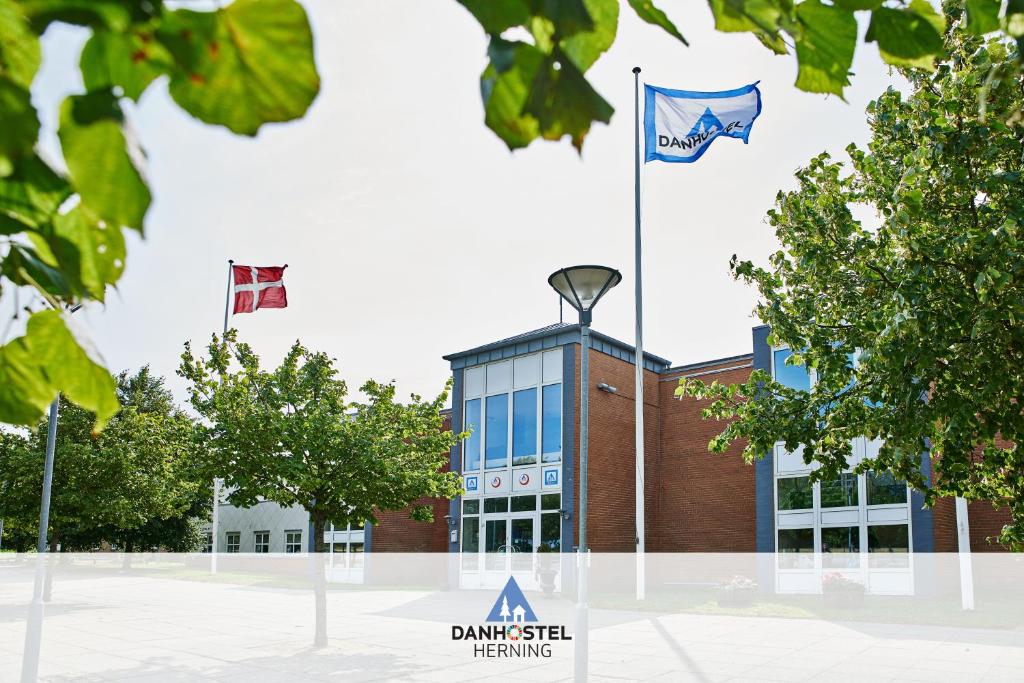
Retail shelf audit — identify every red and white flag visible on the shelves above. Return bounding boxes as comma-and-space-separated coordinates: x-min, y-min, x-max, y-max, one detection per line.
232, 265, 288, 315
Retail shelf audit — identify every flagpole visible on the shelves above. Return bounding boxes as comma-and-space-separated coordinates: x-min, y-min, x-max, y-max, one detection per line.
632, 67, 646, 601
211, 259, 233, 573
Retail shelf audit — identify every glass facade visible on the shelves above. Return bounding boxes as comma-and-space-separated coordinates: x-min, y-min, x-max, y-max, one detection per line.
512, 389, 537, 465
777, 476, 813, 510
772, 346, 913, 583
542, 384, 562, 461
485, 394, 508, 469
464, 398, 481, 471
773, 348, 811, 392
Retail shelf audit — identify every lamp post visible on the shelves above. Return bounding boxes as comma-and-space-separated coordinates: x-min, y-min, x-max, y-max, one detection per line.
548, 265, 621, 683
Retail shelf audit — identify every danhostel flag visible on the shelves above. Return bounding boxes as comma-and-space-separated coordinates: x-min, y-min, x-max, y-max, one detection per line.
644, 82, 762, 163
232, 265, 287, 314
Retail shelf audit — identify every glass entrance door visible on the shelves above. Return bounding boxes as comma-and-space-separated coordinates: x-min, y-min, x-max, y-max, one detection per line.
484, 518, 507, 571
510, 517, 534, 571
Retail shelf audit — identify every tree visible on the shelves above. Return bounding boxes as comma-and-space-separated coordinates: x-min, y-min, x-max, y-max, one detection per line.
0, 367, 209, 551
456, 0, 1023, 151
178, 331, 465, 552
3, 1, 1021, 431
680, 23, 1024, 548
0, 0, 320, 429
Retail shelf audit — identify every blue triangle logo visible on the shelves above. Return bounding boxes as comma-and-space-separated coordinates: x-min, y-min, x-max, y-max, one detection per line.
485, 576, 538, 623
687, 107, 725, 138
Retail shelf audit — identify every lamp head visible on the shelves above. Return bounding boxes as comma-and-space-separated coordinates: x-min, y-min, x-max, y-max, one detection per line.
547, 265, 621, 325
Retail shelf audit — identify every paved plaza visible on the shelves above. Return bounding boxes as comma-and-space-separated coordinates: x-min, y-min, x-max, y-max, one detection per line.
2, 558, 1023, 682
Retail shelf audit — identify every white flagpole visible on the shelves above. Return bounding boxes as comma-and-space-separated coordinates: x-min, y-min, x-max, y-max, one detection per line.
211, 259, 233, 573
632, 67, 646, 601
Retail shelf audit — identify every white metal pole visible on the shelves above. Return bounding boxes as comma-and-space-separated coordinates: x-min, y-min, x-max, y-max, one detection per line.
212, 260, 233, 572
36, 397, 60, 553
955, 496, 974, 610
632, 66, 646, 601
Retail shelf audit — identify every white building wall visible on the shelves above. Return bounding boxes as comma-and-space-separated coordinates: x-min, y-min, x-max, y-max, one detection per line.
213, 501, 310, 553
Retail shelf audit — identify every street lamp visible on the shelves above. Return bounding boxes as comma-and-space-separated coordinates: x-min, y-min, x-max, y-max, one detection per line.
548, 265, 620, 683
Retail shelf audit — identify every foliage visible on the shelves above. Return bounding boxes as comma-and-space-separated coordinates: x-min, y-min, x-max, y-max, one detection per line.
679, 24, 1024, 548
178, 331, 466, 551
456, 0, 1024, 150
0, 367, 209, 551
0, 0, 319, 428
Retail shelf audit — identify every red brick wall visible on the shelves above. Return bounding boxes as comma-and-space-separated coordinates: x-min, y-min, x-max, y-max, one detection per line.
576, 347, 662, 552
653, 359, 756, 552
930, 439, 1014, 552
369, 413, 453, 552
568, 345, 756, 552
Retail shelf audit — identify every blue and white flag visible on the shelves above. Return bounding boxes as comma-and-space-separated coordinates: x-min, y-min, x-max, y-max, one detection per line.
644, 82, 762, 163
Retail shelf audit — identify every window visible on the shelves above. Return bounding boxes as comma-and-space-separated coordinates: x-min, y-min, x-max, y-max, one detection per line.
463, 499, 480, 515
484, 497, 508, 514
773, 348, 810, 392
777, 528, 814, 568
541, 493, 561, 510
464, 398, 481, 471
820, 473, 858, 508
512, 388, 537, 465
511, 495, 536, 512
462, 513, 479, 568
485, 394, 508, 469
821, 526, 860, 568
225, 532, 240, 553
254, 531, 270, 553
541, 384, 562, 462
867, 524, 910, 567
204, 532, 213, 553
867, 471, 907, 506
777, 476, 813, 510
285, 530, 302, 553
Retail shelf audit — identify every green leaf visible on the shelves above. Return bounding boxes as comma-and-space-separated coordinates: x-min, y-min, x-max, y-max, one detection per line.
794, 0, 856, 97
27, 309, 119, 430
965, 0, 1000, 33
709, 0, 786, 35
0, 154, 71, 234
455, 0, 531, 34
19, 0, 143, 32
0, 77, 39, 177
481, 39, 544, 150
2, 243, 75, 298
0, 333, 54, 425
157, 0, 320, 136
0, 0, 42, 88
80, 27, 172, 101
0, 310, 119, 428
627, 0, 688, 45
524, 54, 613, 150
58, 89, 150, 230
832, 0, 882, 10
30, 205, 127, 301
866, 1, 945, 70
561, 0, 620, 71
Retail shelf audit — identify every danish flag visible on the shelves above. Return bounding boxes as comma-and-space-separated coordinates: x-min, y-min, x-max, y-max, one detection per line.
232, 264, 288, 315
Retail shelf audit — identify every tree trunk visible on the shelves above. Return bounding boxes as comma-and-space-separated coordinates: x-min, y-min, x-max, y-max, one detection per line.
312, 511, 327, 553
122, 539, 134, 570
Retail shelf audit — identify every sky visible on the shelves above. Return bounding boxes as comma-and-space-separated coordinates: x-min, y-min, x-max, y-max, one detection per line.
26, 0, 907, 407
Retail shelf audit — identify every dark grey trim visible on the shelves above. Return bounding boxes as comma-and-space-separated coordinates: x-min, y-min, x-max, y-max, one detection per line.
444, 324, 671, 373
448, 368, 463, 553
911, 450, 934, 552
664, 352, 754, 375
752, 325, 775, 553
561, 342, 577, 553
364, 520, 373, 553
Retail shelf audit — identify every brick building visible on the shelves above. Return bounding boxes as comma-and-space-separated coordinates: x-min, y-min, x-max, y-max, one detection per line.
211, 322, 1011, 574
